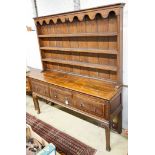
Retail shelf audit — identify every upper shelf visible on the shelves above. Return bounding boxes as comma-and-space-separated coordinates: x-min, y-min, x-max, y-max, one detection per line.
38, 32, 117, 38
42, 58, 117, 71
40, 47, 117, 55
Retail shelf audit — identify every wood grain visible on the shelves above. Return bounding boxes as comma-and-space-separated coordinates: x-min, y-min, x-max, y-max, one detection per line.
38, 32, 117, 38
42, 58, 117, 71
40, 47, 117, 54
30, 3, 125, 151
28, 69, 120, 100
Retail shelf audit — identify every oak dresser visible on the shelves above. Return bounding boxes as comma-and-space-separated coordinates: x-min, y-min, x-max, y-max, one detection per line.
27, 3, 125, 151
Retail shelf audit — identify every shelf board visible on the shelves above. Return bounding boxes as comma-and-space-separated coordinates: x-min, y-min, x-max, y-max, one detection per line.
38, 32, 117, 38
42, 58, 117, 71
40, 47, 117, 55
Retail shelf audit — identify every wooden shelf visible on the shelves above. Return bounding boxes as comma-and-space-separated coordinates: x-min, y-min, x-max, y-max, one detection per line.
42, 58, 117, 71
40, 47, 117, 55
38, 32, 117, 38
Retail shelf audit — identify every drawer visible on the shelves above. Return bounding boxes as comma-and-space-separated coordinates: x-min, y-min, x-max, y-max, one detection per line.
73, 93, 105, 117
30, 79, 50, 97
49, 86, 73, 106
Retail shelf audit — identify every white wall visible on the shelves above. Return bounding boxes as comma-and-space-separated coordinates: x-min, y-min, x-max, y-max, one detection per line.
26, 0, 75, 70
36, 0, 74, 16
27, 0, 128, 129
26, 0, 42, 69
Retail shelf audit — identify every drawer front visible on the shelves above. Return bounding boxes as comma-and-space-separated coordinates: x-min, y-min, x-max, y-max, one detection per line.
49, 86, 72, 106
73, 93, 105, 117
30, 79, 50, 97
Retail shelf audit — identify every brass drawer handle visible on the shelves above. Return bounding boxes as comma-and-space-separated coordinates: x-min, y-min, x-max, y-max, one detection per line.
54, 95, 57, 98
80, 102, 84, 107
65, 100, 69, 105
65, 97, 69, 105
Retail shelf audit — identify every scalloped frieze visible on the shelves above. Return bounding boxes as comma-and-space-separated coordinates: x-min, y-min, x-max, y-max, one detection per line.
34, 7, 120, 25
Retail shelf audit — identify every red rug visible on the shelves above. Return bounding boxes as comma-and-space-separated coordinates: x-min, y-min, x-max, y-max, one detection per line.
26, 113, 96, 155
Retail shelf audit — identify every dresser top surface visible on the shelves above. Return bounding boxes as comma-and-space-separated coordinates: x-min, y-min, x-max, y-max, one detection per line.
27, 68, 121, 100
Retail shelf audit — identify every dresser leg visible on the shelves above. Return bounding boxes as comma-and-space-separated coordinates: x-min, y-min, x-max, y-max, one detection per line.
32, 95, 37, 110
105, 125, 111, 151
32, 93, 40, 114
50, 102, 54, 106
45, 100, 49, 104
117, 111, 122, 134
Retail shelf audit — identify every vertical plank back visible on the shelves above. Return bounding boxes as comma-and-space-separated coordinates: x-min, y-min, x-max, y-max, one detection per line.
34, 4, 124, 84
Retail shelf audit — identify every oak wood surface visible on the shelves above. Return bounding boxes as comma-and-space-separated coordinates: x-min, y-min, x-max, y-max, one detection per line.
27, 68, 121, 100
38, 11, 119, 81
38, 32, 117, 38
29, 3, 125, 151
42, 58, 117, 71
40, 46, 117, 54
